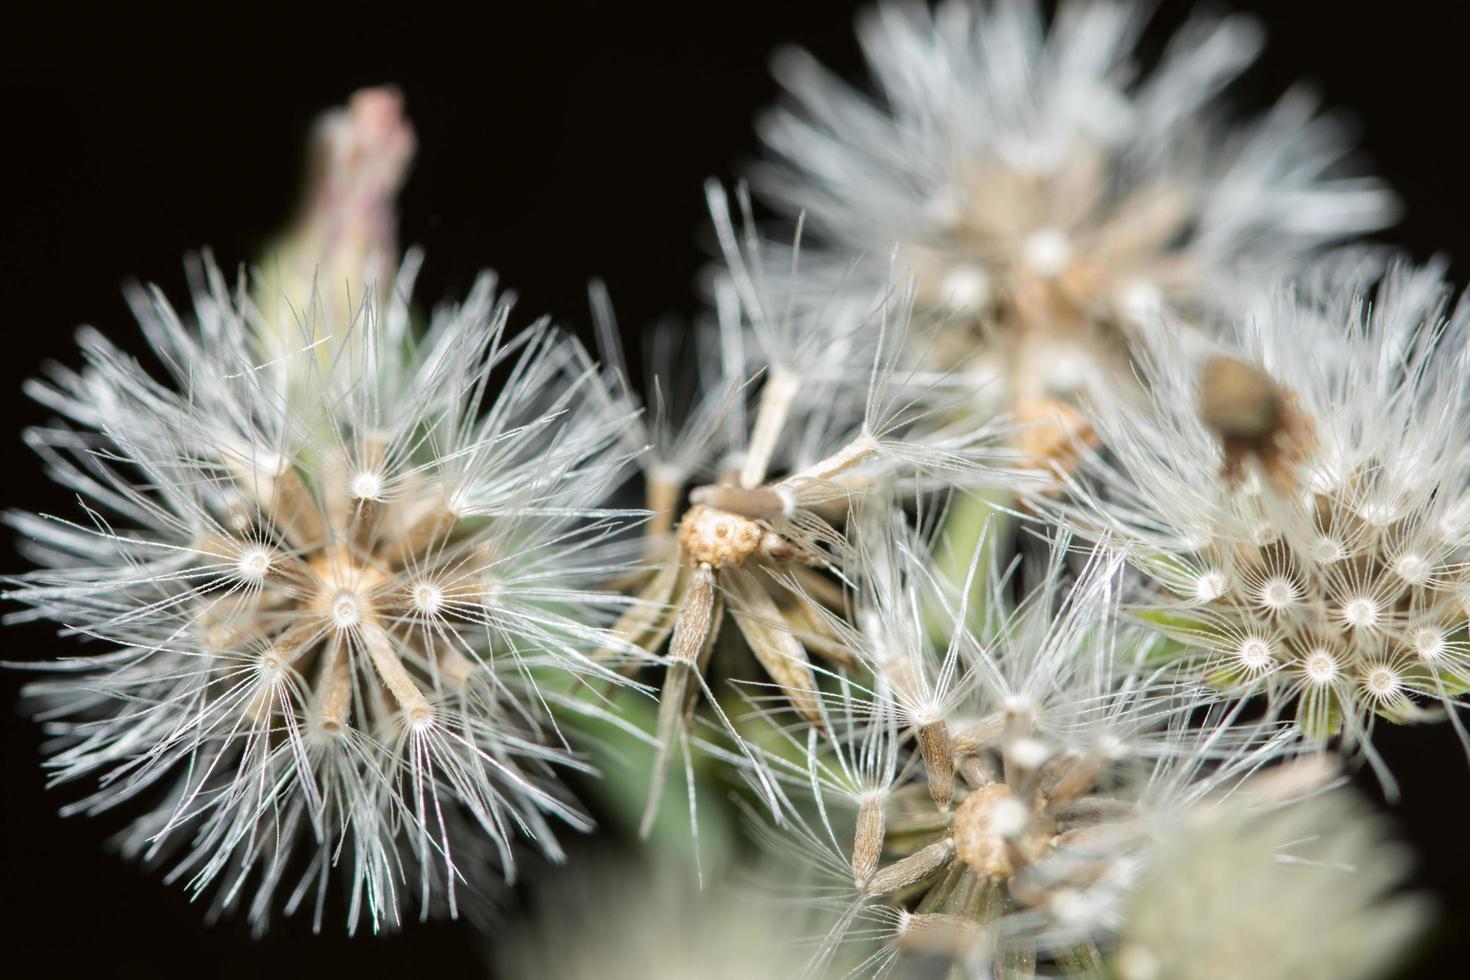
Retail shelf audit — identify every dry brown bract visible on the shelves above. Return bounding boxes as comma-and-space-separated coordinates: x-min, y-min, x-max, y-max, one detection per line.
596, 370, 884, 834
850, 709, 1118, 972
1197, 354, 1316, 494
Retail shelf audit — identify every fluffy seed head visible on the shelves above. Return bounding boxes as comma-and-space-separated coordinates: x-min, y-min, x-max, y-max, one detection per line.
8, 250, 639, 932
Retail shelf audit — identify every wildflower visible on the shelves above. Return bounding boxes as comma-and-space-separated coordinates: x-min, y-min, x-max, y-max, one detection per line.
752, 0, 1395, 457
746, 513, 1291, 976
596, 186, 1006, 835
1049, 255, 1470, 781
7, 251, 641, 931
1111, 764, 1428, 980
497, 852, 856, 979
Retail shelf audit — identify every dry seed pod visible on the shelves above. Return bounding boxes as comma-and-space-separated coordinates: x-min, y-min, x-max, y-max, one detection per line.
1197, 355, 1315, 493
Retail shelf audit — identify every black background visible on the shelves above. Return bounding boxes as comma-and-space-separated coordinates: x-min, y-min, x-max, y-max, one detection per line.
4, 2, 1468, 977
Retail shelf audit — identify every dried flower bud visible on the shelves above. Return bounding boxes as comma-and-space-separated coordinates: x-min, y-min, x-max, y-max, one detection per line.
1197, 355, 1315, 492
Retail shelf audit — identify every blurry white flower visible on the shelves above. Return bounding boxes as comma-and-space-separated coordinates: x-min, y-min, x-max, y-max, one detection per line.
744, 514, 1295, 976
1112, 768, 1428, 980
8, 253, 640, 932
594, 188, 1011, 838
497, 852, 852, 979
1051, 255, 1470, 782
753, 0, 1395, 431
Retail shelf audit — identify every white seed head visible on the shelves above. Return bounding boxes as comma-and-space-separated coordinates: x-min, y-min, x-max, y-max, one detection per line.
1193, 570, 1228, 603
412, 581, 445, 616
1256, 576, 1299, 613
940, 263, 992, 314
1022, 228, 1073, 277
235, 546, 272, 582
1413, 627, 1445, 660
1340, 596, 1380, 630
1237, 637, 1274, 673
9, 220, 640, 935
1363, 665, 1401, 701
350, 469, 385, 501
1303, 650, 1339, 685
1392, 553, 1430, 586
1006, 736, 1051, 771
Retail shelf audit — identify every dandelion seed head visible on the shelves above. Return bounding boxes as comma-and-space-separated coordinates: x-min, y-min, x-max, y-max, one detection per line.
1193, 570, 1228, 603
1115, 783, 1427, 980
1393, 553, 1430, 585
1256, 576, 1299, 613
235, 545, 272, 582
1237, 637, 1274, 673
1048, 257, 1470, 750
747, 528, 1306, 976
1412, 627, 1444, 661
940, 263, 992, 314
1340, 596, 1380, 631
753, 0, 1394, 431
9, 242, 639, 932
1303, 650, 1339, 684
350, 469, 385, 501
1022, 228, 1073, 278
412, 581, 445, 616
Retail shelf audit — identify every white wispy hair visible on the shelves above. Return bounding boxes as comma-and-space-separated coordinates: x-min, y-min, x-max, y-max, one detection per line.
1050, 254, 1470, 783
588, 197, 1016, 849
6, 253, 643, 932
740, 510, 1296, 977
705, 182, 1015, 490
1109, 766, 1428, 980
751, 0, 1395, 401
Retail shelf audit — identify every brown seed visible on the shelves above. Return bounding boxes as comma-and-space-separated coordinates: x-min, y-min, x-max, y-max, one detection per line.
1198, 356, 1281, 439
864, 837, 955, 896
668, 564, 716, 666
852, 795, 887, 886
917, 720, 956, 810
1197, 355, 1316, 492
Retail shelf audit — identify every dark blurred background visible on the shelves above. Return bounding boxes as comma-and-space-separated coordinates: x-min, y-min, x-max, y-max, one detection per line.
3, 2, 1467, 976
